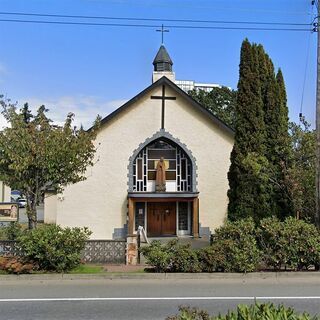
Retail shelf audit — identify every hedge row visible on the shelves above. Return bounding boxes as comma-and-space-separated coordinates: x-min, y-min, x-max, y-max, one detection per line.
166, 303, 317, 320
140, 217, 320, 273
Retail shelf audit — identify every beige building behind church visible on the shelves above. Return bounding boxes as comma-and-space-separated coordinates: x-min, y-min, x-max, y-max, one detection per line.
0, 183, 11, 203
44, 45, 234, 240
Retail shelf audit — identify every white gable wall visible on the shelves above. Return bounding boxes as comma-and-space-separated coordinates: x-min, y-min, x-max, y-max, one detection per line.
55, 88, 163, 239
164, 86, 233, 232
51, 82, 233, 239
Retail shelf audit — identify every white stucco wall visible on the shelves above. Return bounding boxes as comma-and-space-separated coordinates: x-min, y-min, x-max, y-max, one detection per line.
44, 192, 57, 224
4, 185, 11, 202
164, 86, 233, 232
0, 182, 11, 202
152, 71, 175, 83
47, 80, 233, 239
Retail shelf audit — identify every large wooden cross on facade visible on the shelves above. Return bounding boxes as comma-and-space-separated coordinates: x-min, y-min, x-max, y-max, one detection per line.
151, 85, 176, 129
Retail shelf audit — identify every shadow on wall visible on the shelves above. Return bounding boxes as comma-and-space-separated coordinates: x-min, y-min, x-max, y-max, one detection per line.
199, 224, 210, 240
112, 223, 128, 240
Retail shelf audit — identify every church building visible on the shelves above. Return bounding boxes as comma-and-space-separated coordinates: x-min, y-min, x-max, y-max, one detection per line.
44, 45, 234, 241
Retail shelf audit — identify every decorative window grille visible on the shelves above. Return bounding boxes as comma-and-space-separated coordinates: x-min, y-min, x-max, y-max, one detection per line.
132, 140, 192, 192
177, 149, 192, 192
133, 149, 147, 192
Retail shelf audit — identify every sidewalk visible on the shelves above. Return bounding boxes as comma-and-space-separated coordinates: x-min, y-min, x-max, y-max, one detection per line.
0, 269, 320, 281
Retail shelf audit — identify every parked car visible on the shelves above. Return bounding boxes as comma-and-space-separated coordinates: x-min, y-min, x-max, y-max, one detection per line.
11, 190, 21, 202
17, 198, 27, 208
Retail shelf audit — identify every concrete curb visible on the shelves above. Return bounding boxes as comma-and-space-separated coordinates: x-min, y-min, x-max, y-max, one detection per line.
0, 272, 320, 281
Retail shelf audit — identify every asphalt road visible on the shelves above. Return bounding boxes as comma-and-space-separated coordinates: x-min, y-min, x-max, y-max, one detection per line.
18, 205, 44, 224
0, 277, 320, 320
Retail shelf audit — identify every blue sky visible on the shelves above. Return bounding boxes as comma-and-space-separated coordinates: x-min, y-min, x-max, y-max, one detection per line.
0, 0, 316, 128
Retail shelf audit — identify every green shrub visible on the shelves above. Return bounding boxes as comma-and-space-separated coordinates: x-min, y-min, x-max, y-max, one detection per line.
259, 217, 320, 270
166, 306, 210, 320
0, 227, 6, 240
0, 222, 23, 240
140, 239, 201, 273
140, 240, 171, 272
206, 218, 261, 272
17, 224, 91, 272
167, 239, 201, 273
197, 243, 228, 272
5, 222, 23, 240
142, 218, 320, 273
166, 303, 317, 320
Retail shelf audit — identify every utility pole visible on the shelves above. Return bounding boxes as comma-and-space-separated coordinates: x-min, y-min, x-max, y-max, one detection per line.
316, 0, 320, 227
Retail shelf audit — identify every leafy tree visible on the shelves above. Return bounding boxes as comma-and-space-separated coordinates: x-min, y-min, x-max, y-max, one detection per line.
227, 39, 269, 222
287, 120, 316, 222
188, 86, 236, 128
0, 98, 100, 229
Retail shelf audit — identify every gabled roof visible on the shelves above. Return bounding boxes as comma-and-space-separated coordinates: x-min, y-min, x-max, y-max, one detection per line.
95, 76, 234, 136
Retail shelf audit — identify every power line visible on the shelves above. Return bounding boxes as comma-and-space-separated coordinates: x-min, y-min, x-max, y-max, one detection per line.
299, 2, 315, 121
0, 11, 312, 26
90, 1, 313, 15
0, 18, 312, 32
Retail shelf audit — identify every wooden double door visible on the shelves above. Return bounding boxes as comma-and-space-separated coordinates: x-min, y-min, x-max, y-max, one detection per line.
147, 202, 176, 237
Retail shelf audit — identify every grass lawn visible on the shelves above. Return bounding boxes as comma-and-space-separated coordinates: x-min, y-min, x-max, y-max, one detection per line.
0, 261, 147, 275
0, 264, 106, 275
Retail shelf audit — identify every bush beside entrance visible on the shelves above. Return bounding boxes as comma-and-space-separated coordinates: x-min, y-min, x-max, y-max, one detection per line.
140, 239, 201, 273
141, 217, 320, 273
199, 219, 261, 273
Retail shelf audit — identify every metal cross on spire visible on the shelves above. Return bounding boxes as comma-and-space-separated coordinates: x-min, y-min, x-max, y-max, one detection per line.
156, 24, 169, 44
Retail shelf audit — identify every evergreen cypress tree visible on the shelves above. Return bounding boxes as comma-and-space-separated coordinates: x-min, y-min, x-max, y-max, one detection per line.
254, 45, 293, 218
276, 69, 291, 160
228, 39, 293, 222
260, 48, 280, 217
272, 69, 293, 217
228, 39, 269, 221
260, 50, 292, 218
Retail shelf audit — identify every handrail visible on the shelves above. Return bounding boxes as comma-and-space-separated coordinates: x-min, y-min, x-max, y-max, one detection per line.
137, 226, 149, 244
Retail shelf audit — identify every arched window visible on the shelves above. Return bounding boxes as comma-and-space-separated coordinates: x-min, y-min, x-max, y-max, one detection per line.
132, 138, 192, 192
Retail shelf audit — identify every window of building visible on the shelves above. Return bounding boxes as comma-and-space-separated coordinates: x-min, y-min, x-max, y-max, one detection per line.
132, 139, 192, 192
135, 202, 145, 231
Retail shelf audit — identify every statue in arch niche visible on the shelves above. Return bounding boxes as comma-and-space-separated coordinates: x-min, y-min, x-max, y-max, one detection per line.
155, 157, 166, 192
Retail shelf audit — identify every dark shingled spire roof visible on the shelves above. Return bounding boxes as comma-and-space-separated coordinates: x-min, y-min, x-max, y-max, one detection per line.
153, 45, 173, 72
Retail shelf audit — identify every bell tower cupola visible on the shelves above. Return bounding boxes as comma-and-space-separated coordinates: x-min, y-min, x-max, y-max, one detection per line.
152, 45, 175, 83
